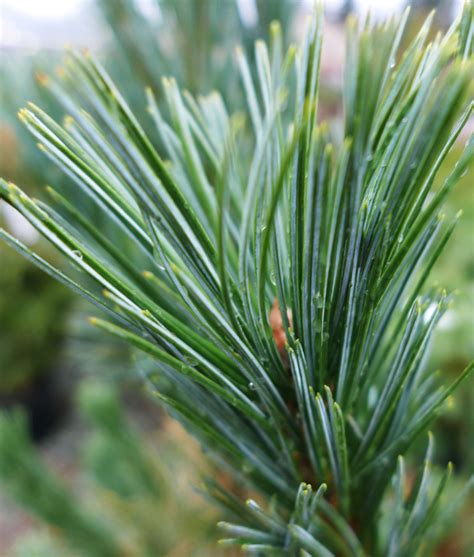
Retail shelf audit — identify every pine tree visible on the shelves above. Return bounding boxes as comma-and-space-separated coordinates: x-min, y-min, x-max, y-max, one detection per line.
1, 4, 473, 555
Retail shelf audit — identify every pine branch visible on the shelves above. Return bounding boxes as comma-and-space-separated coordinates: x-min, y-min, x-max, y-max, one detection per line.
1, 3, 473, 555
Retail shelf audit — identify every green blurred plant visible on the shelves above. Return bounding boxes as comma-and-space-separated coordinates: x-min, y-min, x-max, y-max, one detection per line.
0, 243, 71, 394
427, 145, 474, 477
430, 146, 474, 369
0, 380, 217, 556
0, 412, 121, 557
1, 4, 473, 556
97, 0, 296, 108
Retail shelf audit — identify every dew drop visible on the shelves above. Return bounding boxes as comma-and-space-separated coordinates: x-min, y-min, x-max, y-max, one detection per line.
71, 250, 83, 260
368, 386, 378, 408
248, 381, 257, 391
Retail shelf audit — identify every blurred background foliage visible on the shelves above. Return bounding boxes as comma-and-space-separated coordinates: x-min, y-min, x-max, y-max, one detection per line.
0, 244, 71, 395
0, 381, 218, 556
0, 0, 472, 555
